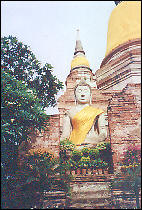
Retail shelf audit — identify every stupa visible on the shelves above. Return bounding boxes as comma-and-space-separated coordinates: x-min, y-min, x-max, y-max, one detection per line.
95, 1, 141, 90
95, 1, 141, 170
28, 1, 141, 172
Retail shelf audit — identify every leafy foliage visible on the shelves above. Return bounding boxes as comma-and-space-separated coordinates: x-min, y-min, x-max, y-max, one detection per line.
60, 139, 111, 170
95, 142, 111, 151
25, 149, 58, 192
2, 149, 60, 209
59, 138, 75, 161
60, 138, 75, 151
1, 68, 49, 188
111, 143, 141, 209
1, 69, 47, 142
1, 35, 63, 208
81, 147, 89, 157
1, 35, 63, 108
89, 148, 100, 160
78, 156, 91, 169
71, 150, 82, 162
121, 144, 141, 168
68, 159, 78, 170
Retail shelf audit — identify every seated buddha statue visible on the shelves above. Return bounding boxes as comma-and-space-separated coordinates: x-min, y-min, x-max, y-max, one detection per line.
60, 80, 108, 149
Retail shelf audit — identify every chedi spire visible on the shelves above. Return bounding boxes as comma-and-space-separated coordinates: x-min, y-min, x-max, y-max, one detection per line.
71, 29, 90, 70
74, 29, 85, 56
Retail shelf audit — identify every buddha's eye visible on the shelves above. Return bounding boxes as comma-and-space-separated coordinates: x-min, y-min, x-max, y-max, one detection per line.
78, 89, 82, 93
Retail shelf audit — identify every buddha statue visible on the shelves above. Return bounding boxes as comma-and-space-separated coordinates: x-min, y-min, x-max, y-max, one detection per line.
60, 80, 108, 149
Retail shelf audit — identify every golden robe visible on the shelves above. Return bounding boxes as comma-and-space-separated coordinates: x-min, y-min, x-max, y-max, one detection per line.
69, 106, 104, 145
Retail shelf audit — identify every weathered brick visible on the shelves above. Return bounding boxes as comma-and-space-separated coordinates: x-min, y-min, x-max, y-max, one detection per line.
108, 84, 141, 170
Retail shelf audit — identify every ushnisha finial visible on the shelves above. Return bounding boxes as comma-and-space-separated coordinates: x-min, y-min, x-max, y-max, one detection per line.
76, 29, 80, 41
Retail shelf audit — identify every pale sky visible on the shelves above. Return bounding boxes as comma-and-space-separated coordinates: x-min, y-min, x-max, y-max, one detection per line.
1, 1, 115, 114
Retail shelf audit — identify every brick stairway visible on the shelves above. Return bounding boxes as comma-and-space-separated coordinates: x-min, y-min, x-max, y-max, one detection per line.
110, 185, 141, 209
68, 175, 112, 209
39, 173, 141, 209
42, 186, 67, 209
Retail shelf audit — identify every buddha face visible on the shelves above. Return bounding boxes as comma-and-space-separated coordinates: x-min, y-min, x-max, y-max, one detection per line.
75, 85, 91, 104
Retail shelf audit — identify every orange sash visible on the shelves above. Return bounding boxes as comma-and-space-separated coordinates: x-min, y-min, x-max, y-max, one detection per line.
69, 106, 103, 145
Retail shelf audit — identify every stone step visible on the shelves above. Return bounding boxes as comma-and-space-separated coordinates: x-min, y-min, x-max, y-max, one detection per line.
43, 198, 66, 203
69, 206, 95, 209
71, 189, 110, 195
72, 178, 111, 182
69, 203, 111, 209
43, 202, 66, 209
72, 177, 110, 182
70, 199, 110, 205
71, 193, 111, 200
43, 191, 66, 199
43, 190, 66, 194
69, 181, 112, 209
72, 175, 113, 180
70, 197, 111, 203
42, 198, 66, 209
112, 190, 136, 197
71, 185, 110, 190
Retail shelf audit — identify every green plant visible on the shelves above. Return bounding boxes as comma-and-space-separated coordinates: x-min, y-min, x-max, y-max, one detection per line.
60, 138, 75, 151
96, 158, 102, 169
96, 142, 110, 151
121, 144, 141, 209
90, 160, 98, 169
79, 156, 91, 169
28, 149, 72, 203
105, 142, 111, 151
121, 144, 141, 167
101, 160, 108, 169
55, 158, 72, 196
59, 138, 75, 161
1, 35, 63, 208
112, 144, 141, 209
1, 35, 63, 108
81, 147, 89, 157
95, 142, 112, 166
71, 150, 82, 162
68, 159, 78, 170
89, 148, 100, 160
26, 149, 57, 191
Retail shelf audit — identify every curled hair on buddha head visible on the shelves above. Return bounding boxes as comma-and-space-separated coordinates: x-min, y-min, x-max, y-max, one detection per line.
74, 79, 92, 105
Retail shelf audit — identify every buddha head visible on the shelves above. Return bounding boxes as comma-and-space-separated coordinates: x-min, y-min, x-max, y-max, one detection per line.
74, 80, 92, 105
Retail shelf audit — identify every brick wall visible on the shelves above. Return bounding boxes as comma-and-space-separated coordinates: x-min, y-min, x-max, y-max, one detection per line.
29, 114, 60, 158
27, 84, 141, 170
107, 83, 141, 171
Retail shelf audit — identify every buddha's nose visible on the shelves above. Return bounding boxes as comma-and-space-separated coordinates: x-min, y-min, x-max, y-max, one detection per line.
81, 95, 85, 97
